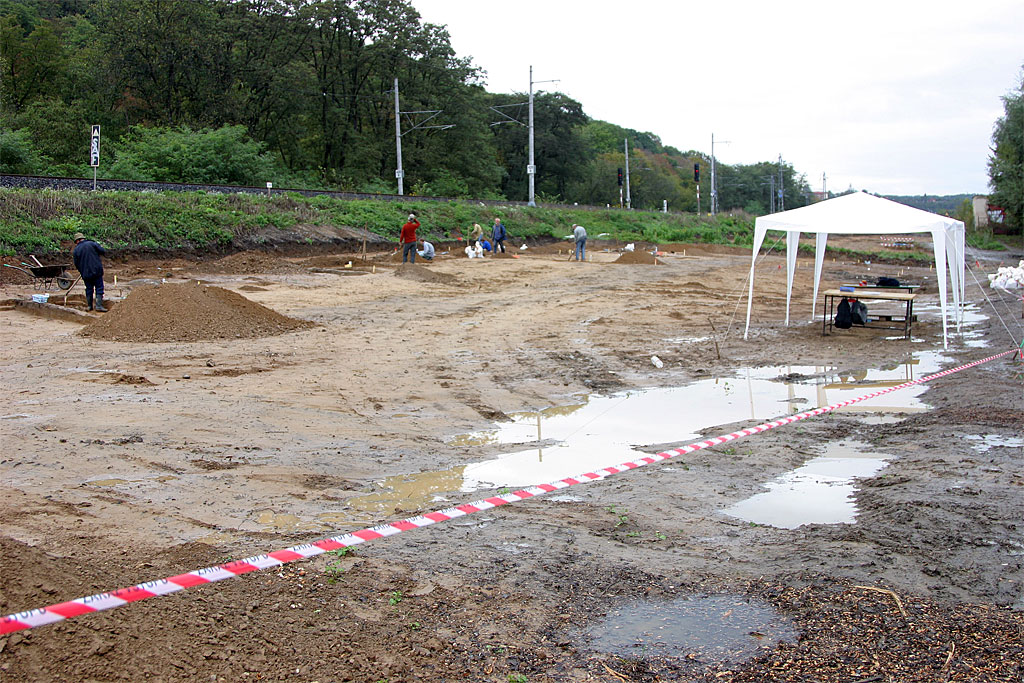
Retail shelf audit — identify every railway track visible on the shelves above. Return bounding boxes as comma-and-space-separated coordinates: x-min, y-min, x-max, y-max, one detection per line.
0, 173, 533, 208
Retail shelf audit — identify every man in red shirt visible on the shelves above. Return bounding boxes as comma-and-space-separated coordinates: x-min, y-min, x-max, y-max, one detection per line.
400, 213, 420, 263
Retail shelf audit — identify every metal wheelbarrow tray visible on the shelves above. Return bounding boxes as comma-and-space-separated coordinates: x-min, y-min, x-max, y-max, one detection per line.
3, 263, 76, 290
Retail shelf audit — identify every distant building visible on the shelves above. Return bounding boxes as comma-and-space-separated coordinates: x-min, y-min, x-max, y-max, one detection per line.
973, 196, 989, 227
973, 196, 1005, 228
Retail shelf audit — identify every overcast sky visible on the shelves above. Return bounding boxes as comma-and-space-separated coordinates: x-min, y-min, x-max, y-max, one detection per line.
412, 0, 1024, 196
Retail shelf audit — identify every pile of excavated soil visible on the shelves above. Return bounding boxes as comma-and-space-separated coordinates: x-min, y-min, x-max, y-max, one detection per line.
393, 263, 458, 285
202, 251, 303, 275
614, 250, 660, 264
0, 257, 36, 284
79, 282, 314, 342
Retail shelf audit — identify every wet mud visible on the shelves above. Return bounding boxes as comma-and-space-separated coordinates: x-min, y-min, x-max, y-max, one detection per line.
1, 240, 1022, 681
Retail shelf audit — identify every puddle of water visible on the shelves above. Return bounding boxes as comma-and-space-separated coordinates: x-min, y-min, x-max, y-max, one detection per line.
195, 531, 237, 545
664, 336, 713, 344
452, 355, 938, 491
913, 303, 991, 348
253, 509, 317, 532
584, 594, 797, 664
317, 354, 942, 522
963, 434, 1024, 452
856, 414, 906, 425
722, 440, 889, 529
342, 466, 466, 517
884, 336, 928, 343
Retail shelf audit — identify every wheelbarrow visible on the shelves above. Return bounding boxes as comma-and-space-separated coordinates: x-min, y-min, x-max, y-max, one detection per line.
3, 262, 76, 290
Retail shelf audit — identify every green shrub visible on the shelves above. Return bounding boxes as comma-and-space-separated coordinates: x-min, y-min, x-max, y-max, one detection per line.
0, 128, 42, 174
107, 125, 286, 186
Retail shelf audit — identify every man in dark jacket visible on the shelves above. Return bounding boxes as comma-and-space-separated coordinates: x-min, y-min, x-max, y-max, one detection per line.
72, 232, 107, 311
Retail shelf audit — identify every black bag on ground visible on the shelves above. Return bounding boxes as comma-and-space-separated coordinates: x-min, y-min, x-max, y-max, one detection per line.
851, 300, 870, 325
835, 297, 853, 329
877, 276, 900, 287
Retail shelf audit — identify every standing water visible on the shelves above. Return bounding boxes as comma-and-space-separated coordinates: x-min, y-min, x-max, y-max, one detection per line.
583, 594, 798, 664
340, 353, 945, 519
451, 352, 943, 492
722, 440, 889, 528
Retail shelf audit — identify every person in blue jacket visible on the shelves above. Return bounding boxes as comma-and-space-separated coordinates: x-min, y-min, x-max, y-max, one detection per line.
491, 217, 507, 254
72, 232, 107, 311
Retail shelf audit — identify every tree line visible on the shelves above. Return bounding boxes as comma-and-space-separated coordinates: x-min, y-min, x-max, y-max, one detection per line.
0, 0, 812, 213
988, 70, 1023, 233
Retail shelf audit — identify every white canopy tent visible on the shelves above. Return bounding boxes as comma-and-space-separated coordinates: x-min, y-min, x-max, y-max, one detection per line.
743, 191, 966, 348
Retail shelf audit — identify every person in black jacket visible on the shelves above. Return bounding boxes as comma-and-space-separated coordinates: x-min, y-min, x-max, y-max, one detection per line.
72, 232, 107, 312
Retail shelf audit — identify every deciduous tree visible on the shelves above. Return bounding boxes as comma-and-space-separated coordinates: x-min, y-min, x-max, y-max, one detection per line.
988, 71, 1023, 233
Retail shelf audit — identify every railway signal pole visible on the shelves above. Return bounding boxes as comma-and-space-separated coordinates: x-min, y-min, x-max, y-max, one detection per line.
710, 134, 729, 216
624, 138, 631, 210
393, 78, 454, 196
527, 66, 558, 206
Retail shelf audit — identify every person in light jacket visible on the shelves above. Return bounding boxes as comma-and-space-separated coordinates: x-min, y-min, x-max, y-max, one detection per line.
572, 224, 587, 262
417, 239, 435, 261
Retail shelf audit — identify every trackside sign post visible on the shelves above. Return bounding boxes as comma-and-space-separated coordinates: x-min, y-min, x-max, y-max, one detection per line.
90, 125, 100, 190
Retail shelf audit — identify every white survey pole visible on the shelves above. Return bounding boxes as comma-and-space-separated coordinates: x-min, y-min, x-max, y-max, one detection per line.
624, 138, 631, 210
394, 78, 404, 195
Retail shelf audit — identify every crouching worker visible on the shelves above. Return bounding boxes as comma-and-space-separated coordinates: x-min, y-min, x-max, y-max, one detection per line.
417, 239, 435, 261
72, 232, 107, 311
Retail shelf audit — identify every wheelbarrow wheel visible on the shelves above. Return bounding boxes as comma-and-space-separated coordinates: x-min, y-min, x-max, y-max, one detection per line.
56, 270, 74, 290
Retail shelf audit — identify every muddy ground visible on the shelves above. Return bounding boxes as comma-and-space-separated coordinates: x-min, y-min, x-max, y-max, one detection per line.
1, 238, 1022, 682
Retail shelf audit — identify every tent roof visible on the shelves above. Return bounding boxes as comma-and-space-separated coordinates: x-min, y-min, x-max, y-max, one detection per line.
755, 191, 964, 235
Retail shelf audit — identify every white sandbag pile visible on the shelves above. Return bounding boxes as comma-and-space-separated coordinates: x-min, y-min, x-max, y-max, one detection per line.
988, 259, 1024, 290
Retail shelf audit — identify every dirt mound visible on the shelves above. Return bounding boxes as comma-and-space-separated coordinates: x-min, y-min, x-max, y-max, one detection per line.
203, 251, 302, 275
0, 257, 38, 284
614, 250, 660, 264
393, 263, 458, 285
79, 282, 314, 342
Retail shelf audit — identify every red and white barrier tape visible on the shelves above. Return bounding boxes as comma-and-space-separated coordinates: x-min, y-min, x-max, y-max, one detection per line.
1, 348, 1017, 634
